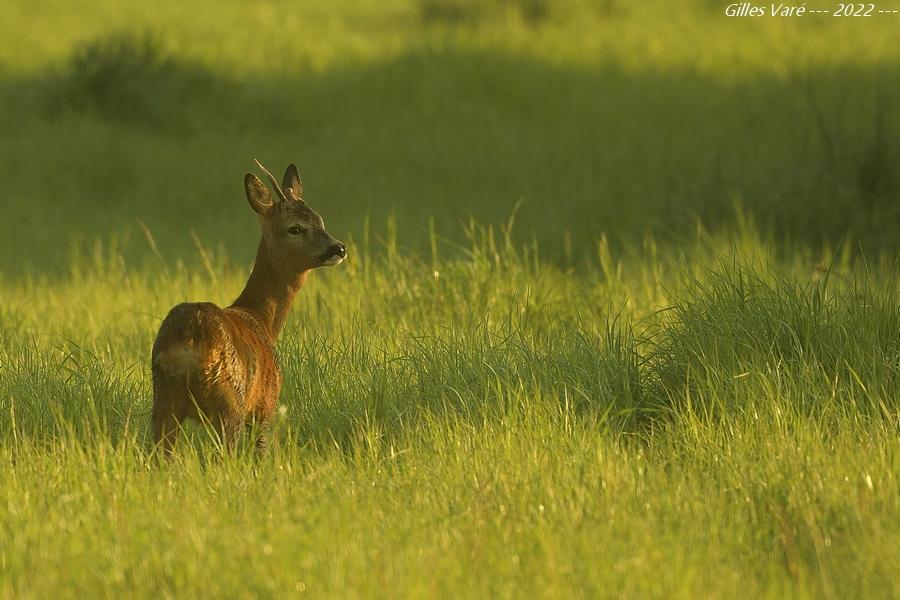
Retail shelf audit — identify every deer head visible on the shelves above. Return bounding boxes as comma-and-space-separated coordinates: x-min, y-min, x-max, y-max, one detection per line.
244, 160, 346, 280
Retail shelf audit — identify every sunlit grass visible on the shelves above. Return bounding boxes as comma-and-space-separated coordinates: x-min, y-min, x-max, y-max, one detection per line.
1, 223, 898, 596
1, 0, 899, 596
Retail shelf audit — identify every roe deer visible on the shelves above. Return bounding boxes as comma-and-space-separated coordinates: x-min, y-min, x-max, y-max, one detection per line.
151, 160, 346, 454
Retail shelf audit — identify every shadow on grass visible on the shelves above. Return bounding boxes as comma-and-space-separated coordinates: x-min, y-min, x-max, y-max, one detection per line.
0, 33, 898, 275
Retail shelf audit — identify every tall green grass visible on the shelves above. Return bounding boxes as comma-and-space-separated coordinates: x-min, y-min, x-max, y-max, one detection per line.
1, 1, 899, 596
1, 227, 898, 596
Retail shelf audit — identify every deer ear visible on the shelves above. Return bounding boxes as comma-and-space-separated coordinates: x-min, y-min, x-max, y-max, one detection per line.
282, 164, 303, 200
244, 173, 274, 215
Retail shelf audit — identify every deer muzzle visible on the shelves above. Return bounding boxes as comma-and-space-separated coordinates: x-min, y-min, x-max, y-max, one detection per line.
320, 242, 347, 266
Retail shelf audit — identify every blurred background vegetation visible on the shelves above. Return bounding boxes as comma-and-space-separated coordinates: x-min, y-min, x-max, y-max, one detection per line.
0, 0, 897, 275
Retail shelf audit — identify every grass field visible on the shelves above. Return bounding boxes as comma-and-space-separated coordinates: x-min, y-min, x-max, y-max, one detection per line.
1, 0, 899, 597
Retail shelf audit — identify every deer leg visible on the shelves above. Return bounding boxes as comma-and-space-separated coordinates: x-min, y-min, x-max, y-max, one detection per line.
207, 406, 243, 453
152, 374, 191, 457
222, 416, 244, 452
249, 403, 277, 454
152, 401, 184, 457
186, 381, 243, 453
252, 422, 271, 453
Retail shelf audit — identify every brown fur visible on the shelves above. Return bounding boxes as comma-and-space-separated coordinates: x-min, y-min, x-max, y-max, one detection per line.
151, 162, 345, 454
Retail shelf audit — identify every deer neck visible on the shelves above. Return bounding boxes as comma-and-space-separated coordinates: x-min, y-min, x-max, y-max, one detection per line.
230, 239, 308, 340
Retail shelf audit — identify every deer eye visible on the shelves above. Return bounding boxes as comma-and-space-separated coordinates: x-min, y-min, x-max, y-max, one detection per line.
287, 225, 304, 235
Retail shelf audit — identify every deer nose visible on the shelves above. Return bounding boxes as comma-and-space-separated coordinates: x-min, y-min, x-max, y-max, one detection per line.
319, 242, 346, 265
321, 243, 346, 262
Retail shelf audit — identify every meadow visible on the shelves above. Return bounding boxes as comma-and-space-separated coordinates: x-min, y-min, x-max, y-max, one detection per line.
0, 0, 899, 597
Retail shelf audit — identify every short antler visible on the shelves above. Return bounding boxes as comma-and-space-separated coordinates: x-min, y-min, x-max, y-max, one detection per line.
253, 159, 289, 204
